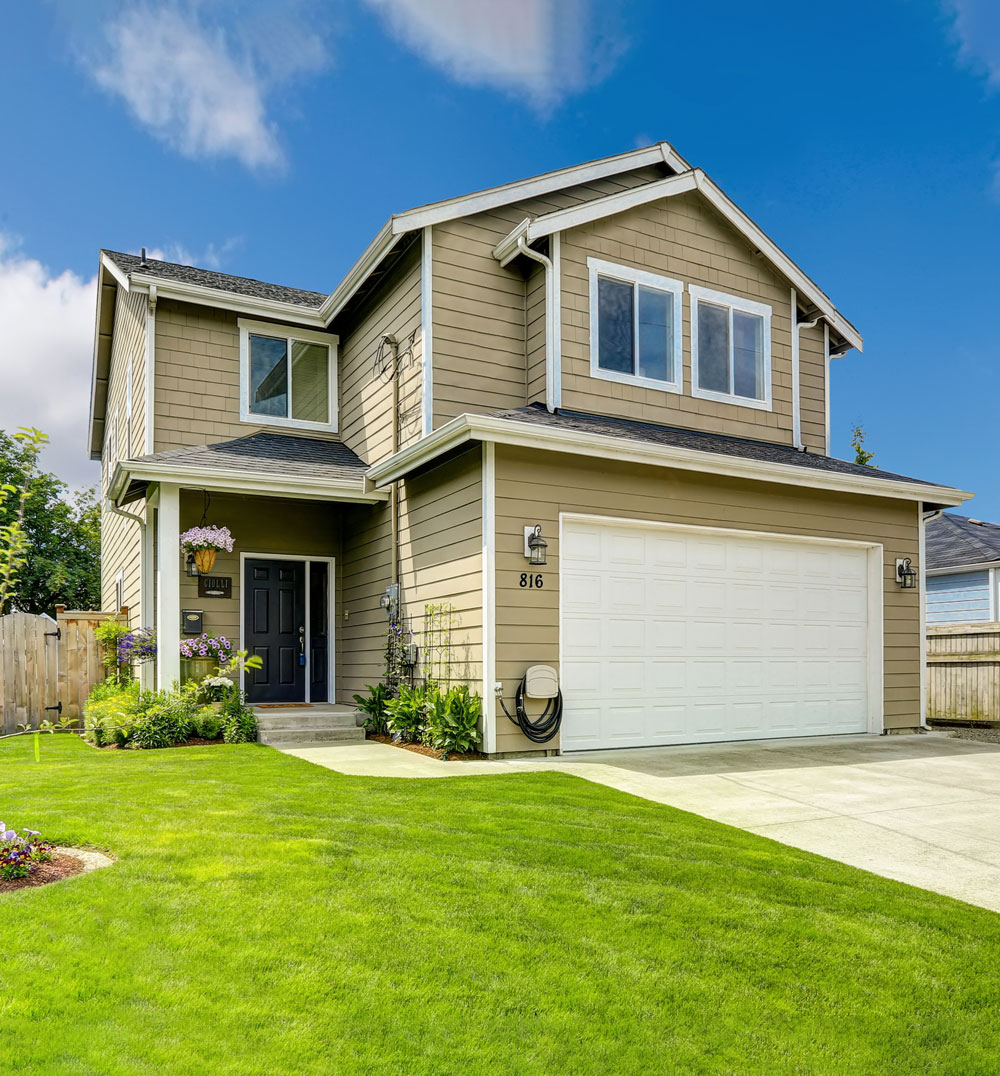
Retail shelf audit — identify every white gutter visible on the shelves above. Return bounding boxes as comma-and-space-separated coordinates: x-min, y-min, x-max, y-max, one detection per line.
367, 412, 973, 507
515, 237, 559, 413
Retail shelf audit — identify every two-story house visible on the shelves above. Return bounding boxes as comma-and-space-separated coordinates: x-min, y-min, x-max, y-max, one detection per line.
90, 142, 970, 755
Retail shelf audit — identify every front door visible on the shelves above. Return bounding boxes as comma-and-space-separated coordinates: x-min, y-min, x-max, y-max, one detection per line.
244, 559, 306, 703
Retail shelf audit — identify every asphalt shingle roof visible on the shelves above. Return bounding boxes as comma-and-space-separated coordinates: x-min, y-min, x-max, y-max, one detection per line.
487, 404, 950, 490
102, 250, 327, 309
926, 513, 1000, 571
129, 432, 368, 484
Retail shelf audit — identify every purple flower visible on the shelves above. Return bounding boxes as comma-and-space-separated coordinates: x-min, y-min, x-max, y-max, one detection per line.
179, 525, 234, 554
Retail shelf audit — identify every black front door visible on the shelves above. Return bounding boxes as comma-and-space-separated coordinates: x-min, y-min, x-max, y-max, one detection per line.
244, 559, 306, 703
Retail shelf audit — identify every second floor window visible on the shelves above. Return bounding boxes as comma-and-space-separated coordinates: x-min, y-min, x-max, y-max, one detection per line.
588, 258, 682, 392
690, 285, 772, 409
239, 320, 339, 433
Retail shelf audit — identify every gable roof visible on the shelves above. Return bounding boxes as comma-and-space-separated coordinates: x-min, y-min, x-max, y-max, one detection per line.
927, 513, 1000, 571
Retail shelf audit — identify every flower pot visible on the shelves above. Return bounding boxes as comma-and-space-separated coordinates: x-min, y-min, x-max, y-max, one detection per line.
193, 548, 217, 574
180, 658, 215, 686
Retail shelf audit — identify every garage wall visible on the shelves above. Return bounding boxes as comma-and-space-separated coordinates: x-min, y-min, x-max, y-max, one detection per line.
493, 445, 921, 754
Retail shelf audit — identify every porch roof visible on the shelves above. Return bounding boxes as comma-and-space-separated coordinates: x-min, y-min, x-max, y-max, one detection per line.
111, 432, 385, 505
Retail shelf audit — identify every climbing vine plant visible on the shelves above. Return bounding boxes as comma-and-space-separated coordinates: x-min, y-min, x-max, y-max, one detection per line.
423, 602, 456, 686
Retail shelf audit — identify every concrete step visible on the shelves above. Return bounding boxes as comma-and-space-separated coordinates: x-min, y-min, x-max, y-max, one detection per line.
258, 726, 366, 746
255, 710, 361, 731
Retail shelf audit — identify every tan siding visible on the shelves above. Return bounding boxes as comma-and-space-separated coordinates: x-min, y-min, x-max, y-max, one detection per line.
100, 286, 147, 625
799, 321, 827, 453
339, 448, 483, 702
492, 445, 920, 754
525, 262, 546, 405
559, 191, 795, 442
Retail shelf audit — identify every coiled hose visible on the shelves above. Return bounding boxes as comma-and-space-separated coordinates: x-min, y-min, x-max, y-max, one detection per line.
497, 676, 563, 744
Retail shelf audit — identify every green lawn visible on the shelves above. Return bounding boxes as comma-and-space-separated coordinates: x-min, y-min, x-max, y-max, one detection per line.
2, 737, 999, 1075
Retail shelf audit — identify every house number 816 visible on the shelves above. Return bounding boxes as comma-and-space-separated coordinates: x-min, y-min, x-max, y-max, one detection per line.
519, 573, 544, 589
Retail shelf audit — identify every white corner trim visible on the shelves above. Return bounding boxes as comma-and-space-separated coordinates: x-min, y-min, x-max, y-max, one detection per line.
237, 318, 339, 434
790, 288, 801, 450
144, 286, 157, 455
918, 503, 928, 726
689, 284, 773, 412
587, 257, 684, 395
867, 543, 886, 735
421, 226, 434, 437
482, 442, 497, 754
155, 483, 181, 689
824, 322, 832, 456
551, 232, 562, 411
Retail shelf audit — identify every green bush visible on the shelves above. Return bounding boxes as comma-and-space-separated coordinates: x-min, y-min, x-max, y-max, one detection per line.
384, 684, 428, 743
84, 680, 141, 746
130, 691, 191, 750
193, 706, 223, 740
424, 685, 482, 756
221, 698, 258, 744
353, 683, 390, 735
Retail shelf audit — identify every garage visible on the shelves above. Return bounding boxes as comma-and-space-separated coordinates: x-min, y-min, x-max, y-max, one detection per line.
559, 517, 878, 751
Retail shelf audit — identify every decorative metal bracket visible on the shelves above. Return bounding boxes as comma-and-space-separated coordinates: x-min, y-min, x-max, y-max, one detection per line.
45, 702, 63, 715
45, 627, 61, 641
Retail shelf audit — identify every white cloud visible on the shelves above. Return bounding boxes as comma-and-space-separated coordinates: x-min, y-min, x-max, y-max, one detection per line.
88, 3, 327, 172
362, 0, 624, 109
0, 239, 99, 490
143, 237, 243, 270
946, 0, 1000, 84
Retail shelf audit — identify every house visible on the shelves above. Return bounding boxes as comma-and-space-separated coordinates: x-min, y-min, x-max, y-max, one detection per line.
90, 142, 971, 756
926, 513, 1000, 624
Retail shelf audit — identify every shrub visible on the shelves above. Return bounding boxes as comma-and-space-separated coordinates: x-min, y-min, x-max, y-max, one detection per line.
353, 683, 390, 735
221, 698, 258, 744
424, 684, 482, 756
84, 680, 141, 746
384, 684, 428, 743
193, 706, 223, 740
129, 690, 193, 749
0, 824, 54, 881
201, 675, 236, 703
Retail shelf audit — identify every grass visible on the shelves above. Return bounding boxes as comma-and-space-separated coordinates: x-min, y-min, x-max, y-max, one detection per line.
2, 737, 1000, 1074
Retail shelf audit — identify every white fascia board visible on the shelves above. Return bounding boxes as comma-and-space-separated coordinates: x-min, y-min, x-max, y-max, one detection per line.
692, 171, 863, 353
111, 461, 387, 505
317, 220, 397, 322
127, 273, 327, 328
100, 252, 131, 291
390, 143, 684, 233
926, 562, 1000, 576
525, 171, 699, 240
367, 414, 972, 507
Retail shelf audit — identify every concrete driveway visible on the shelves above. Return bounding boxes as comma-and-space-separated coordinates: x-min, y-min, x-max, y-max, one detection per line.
283, 733, 1000, 913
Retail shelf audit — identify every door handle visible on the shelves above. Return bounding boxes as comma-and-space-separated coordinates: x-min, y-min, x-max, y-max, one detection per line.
298, 626, 305, 654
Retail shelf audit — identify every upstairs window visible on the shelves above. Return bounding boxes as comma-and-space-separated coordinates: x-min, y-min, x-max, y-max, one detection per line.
238, 320, 339, 433
588, 258, 682, 393
690, 285, 771, 409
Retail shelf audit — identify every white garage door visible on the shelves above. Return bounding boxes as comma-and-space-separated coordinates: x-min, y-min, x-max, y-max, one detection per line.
560, 518, 873, 751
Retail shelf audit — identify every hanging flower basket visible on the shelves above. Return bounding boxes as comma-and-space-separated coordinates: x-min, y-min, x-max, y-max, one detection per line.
180, 525, 234, 574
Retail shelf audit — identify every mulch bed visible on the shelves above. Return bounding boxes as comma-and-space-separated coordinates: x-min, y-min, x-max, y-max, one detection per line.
0, 853, 85, 894
367, 733, 485, 762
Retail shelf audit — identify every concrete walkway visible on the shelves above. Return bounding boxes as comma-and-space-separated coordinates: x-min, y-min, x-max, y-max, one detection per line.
281, 733, 1000, 913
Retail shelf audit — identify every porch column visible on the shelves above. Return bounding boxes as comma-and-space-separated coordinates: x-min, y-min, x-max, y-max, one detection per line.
156, 483, 181, 688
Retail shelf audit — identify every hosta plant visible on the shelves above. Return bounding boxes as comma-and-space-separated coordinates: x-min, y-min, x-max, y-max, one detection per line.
0, 824, 55, 881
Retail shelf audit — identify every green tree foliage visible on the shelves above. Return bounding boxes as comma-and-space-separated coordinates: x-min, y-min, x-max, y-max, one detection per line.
850, 424, 875, 468
0, 428, 101, 615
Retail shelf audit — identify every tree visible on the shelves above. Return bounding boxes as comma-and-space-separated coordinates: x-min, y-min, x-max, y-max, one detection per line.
850, 424, 875, 468
0, 428, 101, 616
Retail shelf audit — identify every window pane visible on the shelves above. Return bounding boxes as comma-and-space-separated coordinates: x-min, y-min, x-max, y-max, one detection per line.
733, 311, 764, 400
597, 276, 634, 374
637, 286, 673, 382
697, 302, 730, 393
291, 341, 330, 423
249, 335, 288, 417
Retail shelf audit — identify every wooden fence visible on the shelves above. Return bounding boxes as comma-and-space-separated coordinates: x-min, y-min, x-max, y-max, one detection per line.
0, 608, 111, 734
927, 622, 1000, 724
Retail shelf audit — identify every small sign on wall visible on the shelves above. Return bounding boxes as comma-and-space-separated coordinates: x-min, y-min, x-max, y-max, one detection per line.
198, 575, 232, 599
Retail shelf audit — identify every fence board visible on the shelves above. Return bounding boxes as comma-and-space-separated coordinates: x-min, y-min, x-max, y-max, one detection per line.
927, 622, 1000, 723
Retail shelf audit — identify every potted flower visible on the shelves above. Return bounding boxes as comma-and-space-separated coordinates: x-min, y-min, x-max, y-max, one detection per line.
179, 524, 234, 575
180, 633, 235, 685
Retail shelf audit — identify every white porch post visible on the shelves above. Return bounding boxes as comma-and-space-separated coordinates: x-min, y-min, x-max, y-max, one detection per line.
156, 483, 181, 688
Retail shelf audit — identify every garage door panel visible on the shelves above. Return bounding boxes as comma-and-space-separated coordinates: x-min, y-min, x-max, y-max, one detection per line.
561, 520, 872, 750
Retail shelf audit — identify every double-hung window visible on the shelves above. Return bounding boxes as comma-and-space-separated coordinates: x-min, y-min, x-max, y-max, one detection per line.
238, 319, 339, 433
690, 285, 771, 409
588, 258, 683, 392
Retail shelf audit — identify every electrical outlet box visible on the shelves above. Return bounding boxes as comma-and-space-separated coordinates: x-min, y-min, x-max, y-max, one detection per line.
525, 664, 558, 699
403, 642, 419, 667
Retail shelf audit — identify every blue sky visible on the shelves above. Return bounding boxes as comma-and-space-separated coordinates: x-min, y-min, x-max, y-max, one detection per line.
0, 0, 997, 517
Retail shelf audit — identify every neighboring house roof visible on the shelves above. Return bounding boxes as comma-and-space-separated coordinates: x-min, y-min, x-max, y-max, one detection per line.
926, 513, 1000, 571
101, 250, 327, 310
110, 432, 385, 505
369, 404, 969, 509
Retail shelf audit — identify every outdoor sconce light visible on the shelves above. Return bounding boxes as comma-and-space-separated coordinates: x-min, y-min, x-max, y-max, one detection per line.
186, 553, 199, 578
524, 524, 548, 567
895, 557, 917, 589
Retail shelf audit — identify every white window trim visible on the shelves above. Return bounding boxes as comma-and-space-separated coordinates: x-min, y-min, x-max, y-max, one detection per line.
588, 257, 683, 395
689, 283, 772, 411
238, 318, 339, 434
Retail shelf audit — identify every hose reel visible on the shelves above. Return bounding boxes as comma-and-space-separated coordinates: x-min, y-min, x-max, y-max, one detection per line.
497, 664, 563, 744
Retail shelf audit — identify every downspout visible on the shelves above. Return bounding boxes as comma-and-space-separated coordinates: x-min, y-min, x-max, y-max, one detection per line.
516, 236, 558, 413
790, 288, 826, 452
919, 507, 943, 731
106, 499, 145, 621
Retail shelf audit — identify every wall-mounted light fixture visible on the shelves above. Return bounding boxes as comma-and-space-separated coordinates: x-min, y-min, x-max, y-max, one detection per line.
895, 557, 917, 589
523, 524, 548, 567
186, 553, 199, 578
